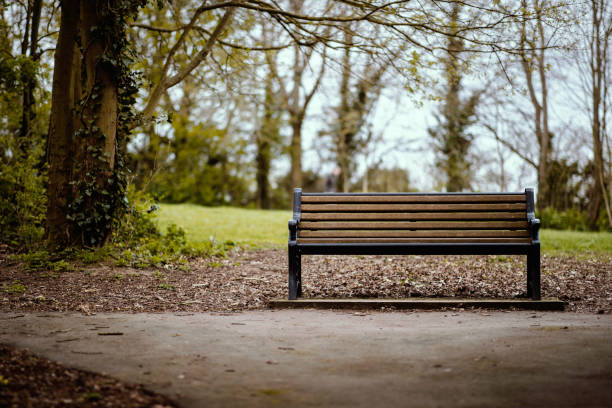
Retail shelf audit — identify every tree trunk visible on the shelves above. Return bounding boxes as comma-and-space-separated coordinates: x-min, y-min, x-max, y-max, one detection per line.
590, 84, 604, 227
289, 118, 303, 189
46, 0, 80, 249
428, 3, 477, 193
47, 0, 133, 249
256, 72, 276, 209
587, 0, 611, 228
336, 29, 352, 193
519, 0, 552, 210
72, 0, 118, 246
255, 135, 270, 208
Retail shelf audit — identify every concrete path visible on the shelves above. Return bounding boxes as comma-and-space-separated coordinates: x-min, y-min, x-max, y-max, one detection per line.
1, 310, 611, 407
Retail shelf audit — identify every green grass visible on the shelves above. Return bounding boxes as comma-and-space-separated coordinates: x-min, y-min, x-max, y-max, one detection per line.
156, 204, 291, 247
540, 229, 612, 258
157, 203, 612, 257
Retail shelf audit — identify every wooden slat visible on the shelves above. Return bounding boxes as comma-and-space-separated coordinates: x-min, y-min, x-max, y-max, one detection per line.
299, 221, 528, 230
301, 203, 527, 212
300, 212, 526, 221
301, 194, 526, 204
299, 230, 530, 238
297, 237, 532, 244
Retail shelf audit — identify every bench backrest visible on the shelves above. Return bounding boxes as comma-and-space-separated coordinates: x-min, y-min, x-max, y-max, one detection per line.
294, 190, 534, 244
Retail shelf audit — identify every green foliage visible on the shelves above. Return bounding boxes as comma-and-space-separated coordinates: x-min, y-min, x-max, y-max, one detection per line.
542, 159, 582, 210
488, 255, 509, 263
12, 187, 232, 271
112, 185, 160, 244
79, 392, 102, 402
0, 151, 47, 248
0, 40, 48, 249
14, 250, 52, 271
539, 207, 591, 231
0, 54, 37, 93
2, 281, 25, 294
142, 118, 251, 206
538, 205, 610, 232
108, 187, 234, 268
76, 248, 111, 264
52, 260, 75, 272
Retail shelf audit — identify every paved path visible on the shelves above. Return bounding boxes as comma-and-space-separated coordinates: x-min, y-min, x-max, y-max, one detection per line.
1, 310, 611, 407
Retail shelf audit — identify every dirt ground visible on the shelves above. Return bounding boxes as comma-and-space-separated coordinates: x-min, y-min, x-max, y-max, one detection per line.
0, 344, 176, 407
0, 249, 610, 406
1, 249, 610, 314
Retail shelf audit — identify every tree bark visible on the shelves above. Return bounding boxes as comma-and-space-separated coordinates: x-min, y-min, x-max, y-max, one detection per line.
46, 0, 133, 248
289, 116, 303, 189
587, 0, 611, 228
46, 0, 80, 248
519, 0, 552, 210
337, 33, 351, 192
256, 71, 276, 209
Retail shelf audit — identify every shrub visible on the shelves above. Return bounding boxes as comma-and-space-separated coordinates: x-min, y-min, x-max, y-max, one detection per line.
10, 185, 235, 271
538, 207, 590, 231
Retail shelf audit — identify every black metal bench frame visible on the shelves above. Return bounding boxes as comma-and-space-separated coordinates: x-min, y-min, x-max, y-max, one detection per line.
288, 188, 541, 301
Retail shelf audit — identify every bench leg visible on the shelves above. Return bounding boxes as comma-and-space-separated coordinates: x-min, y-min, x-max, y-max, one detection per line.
297, 253, 302, 297
288, 245, 298, 300
527, 245, 541, 300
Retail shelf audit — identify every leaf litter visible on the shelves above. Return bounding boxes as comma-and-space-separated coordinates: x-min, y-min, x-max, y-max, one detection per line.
1, 249, 609, 314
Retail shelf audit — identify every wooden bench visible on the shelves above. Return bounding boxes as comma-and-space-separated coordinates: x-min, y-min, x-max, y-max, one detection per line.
288, 188, 541, 301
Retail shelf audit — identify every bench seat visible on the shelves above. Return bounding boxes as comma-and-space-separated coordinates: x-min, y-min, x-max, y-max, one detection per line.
288, 188, 541, 300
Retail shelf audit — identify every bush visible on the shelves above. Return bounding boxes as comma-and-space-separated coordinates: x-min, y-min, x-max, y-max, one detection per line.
112, 184, 160, 245
0, 53, 48, 250
538, 207, 590, 231
13, 186, 234, 271
0, 146, 46, 249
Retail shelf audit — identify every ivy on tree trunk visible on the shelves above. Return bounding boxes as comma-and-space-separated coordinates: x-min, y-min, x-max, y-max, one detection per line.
46, 0, 145, 249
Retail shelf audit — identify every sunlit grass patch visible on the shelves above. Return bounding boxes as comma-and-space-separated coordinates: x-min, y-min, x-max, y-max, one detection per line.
157, 204, 612, 257
540, 229, 612, 258
156, 204, 290, 248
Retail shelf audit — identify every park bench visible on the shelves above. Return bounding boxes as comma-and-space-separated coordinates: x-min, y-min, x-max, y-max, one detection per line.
288, 188, 541, 301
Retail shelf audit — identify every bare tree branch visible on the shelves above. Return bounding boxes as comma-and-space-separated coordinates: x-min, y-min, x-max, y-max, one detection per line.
141, 7, 235, 121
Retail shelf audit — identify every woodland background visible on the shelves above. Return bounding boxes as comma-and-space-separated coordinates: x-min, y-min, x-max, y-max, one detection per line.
1, 0, 611, 252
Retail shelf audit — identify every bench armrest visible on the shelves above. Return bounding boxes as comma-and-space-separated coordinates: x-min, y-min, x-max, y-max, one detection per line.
528, 218, 541, 243
288, 219, 298, 242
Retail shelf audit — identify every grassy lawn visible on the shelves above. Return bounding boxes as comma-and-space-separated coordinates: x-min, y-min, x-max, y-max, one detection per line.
157, 203, 612, 257
540, 229, 612, 258
156, 204, 291, 247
